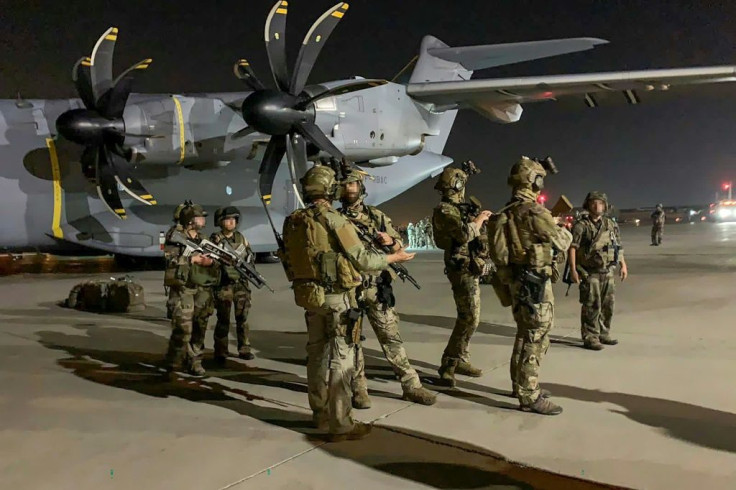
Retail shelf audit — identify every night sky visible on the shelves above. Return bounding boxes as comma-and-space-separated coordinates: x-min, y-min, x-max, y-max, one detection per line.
2, 0, 735, 223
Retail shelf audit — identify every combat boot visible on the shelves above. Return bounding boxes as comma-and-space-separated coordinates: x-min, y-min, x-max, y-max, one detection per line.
437, 358, 458, 387
402, 386, 437, 405
327, 422, 372, 442
584, 339, 604, 351
455, 360, 483, 377
520, 396, 563, 416
238, 346, 255, 360
312, 411, 329, 431
187, 359, 206, 378
352, 389, 372, 409
511, 387, 551, 399
600, 337, 619, 346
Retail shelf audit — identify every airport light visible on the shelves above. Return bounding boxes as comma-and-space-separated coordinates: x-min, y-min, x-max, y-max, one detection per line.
723, 181, 733, 200
538, 194, 547, 205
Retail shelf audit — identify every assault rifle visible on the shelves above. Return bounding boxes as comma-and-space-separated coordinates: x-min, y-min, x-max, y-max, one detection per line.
169, 231, 274, 293
353, 217, 421, 290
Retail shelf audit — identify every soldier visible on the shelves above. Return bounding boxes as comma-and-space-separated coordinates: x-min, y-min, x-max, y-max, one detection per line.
279, 165, 415, 441
568, 191, 628, 350
164, 202, 189, 320
163, 203, 220, 378
338, 169, 437, 408
407, 222, 416, 249
425, 218, 436, 249
210, 206, 255, 363
431, 166, 492, 387
651, 203, 665, 246
503, 156, 572, 415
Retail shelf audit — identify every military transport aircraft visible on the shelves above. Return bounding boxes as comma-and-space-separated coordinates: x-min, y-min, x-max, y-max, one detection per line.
1, 1, 735, 258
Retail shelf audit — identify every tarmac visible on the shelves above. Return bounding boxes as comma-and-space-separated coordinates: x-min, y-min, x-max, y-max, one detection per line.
1, 222, 735, 489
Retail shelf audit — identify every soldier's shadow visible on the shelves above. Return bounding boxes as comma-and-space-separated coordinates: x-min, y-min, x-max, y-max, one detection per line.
399, 313, 580, 346
254, 330, 519, 411
34, 326, 603, 489
544, 383, 736, 454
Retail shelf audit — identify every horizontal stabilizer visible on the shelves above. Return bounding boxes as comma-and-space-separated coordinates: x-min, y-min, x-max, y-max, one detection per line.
428, 38, 608, 71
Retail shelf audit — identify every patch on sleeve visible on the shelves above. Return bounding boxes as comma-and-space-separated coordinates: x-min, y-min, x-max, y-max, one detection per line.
335, 224, 361, 251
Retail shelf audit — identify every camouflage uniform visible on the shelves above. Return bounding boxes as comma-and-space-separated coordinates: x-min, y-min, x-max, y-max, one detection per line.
432, 167, 489, 385
165, 203, 188, 319
210, 223, 254, 360
503, 157, 571, 414
339, 183, 434, 405
651, 204, 665, 245
571, 193, 624, 346
163, 205, 220, 376
280, 165, 392, 439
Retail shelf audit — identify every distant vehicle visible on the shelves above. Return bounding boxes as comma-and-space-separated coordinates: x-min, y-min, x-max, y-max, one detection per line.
712, 200, 736, 222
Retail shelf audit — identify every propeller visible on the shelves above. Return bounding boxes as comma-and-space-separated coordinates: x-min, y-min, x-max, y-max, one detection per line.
55, 27, 156, 219
232, 1, 388, 235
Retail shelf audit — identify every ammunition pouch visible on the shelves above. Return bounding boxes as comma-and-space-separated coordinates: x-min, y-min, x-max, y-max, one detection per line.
528, 243, 553, 270
164, 266, 184, 288
293, 281, 326, 311
469, 256, 488, 277
319, 251, 339, 286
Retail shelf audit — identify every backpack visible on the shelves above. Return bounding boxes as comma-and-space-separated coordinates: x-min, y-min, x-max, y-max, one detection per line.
65, 276, 145, 313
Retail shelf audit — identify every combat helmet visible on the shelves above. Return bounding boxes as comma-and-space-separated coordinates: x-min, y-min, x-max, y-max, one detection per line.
300, 165, 337, 201
507, 156, 546, 190
172, 200, 192, 223
340, 168, 370, 201
214, 206, 241, 225
656, 203, 663, 210
583, 191, 609, 211
434, 167, 468, 193
178, 203, 208, 226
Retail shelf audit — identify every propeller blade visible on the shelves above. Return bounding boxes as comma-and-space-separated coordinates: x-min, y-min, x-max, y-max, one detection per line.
264, 1, 290, 92
233, 59, 265, 91
297, 79, 388, 110
285, 133, 307, 208
257, 135, 287, 206
100, 58, 152, 118
95, 145, 127, 219
295, 121, 343, 160
290, 2, 350, 95
90, 27, 118, 106
232, 126, 256, 140
72, 57, 96, 109
80, 145, 97, 180
109, 153, 157, 206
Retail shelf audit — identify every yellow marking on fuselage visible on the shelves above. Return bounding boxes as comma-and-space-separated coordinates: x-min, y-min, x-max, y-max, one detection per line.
45, 138, 64, 239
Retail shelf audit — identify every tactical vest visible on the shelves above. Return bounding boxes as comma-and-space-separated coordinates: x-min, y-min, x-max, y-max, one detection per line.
506, 201, 554, 274
211, 231, 249, 284
163, 225, 185, 287
280, 205, 361, 292
575, 217, 618, 271
165, 230, 220, 287
433, 201, 488, 274
342, 204, 395, 279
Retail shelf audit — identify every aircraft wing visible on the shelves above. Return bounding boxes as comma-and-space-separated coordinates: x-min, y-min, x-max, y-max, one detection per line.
407, 66, 736, 117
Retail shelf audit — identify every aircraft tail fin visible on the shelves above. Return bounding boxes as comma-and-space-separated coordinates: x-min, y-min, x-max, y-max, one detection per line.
403, 36, 473, 155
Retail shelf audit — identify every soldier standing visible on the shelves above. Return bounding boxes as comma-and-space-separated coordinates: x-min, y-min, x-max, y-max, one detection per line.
279, 165, 415, 441
568, 192, 628, 350
210, 206, 255, 363
339, 169, 436, 408
407, 222, 416, 249
650, 204, 665, 246
164, 202, 189, 320
431, 166, 492, 387
502, 156, 571, 415
163, 204, 220, 378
